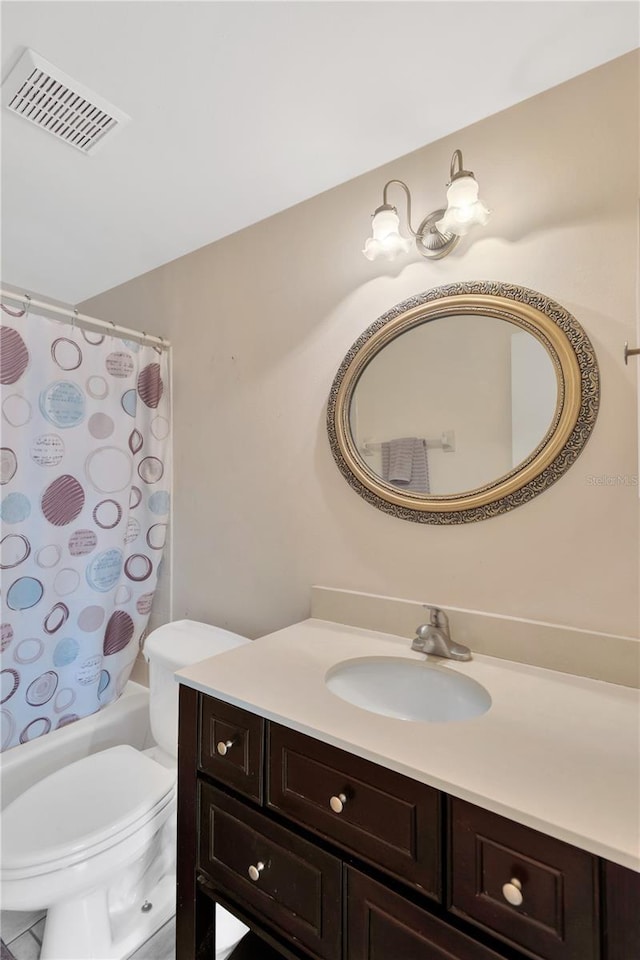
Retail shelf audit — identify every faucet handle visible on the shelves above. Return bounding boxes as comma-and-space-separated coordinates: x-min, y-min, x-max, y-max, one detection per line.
426, 606, 449, 631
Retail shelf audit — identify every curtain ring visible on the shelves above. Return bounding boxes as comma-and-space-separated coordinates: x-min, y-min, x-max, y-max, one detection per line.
72, 308, 79, 332
23, 294, 31, 318
0, 297, 26, 318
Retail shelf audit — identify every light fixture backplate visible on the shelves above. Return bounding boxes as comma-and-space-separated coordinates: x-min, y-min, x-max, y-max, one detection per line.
415, 209, 461, 260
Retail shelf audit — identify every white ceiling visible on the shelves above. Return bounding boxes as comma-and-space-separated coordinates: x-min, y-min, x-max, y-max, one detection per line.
1, 1, 638, 305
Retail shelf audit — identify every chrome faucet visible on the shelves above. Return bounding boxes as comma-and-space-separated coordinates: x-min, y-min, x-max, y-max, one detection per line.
411, 607, 471, 661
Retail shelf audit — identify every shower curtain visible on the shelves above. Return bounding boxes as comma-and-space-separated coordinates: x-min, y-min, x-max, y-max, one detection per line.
0, 305, 171, 752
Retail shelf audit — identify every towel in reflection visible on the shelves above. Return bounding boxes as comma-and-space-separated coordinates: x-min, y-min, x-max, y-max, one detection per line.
381, 437, 430, 494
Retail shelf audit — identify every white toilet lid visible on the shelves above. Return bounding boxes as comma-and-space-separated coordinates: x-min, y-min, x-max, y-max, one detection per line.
1, 745, 176, 873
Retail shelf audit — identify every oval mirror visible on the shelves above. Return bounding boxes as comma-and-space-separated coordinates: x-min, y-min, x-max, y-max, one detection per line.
327, 282, 599, 523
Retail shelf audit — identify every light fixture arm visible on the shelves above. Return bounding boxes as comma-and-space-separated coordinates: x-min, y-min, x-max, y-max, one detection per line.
380, 179, 419, 237
449, 149, 474, 183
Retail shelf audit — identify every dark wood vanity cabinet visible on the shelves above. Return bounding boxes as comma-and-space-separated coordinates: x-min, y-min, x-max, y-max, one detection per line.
177, 688, 639, 960
602, 861, 640, 960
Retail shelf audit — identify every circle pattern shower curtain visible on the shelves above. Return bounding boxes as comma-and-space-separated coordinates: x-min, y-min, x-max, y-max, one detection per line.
0, 306, 171, 752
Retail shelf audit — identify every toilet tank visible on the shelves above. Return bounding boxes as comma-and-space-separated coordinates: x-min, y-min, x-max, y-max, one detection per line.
143, 619, 250, 760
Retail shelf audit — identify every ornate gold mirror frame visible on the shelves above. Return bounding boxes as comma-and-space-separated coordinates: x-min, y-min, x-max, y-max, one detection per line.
327, 281, 599, 523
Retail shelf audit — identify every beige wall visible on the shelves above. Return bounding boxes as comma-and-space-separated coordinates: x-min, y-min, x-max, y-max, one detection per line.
83, 52, 640, 641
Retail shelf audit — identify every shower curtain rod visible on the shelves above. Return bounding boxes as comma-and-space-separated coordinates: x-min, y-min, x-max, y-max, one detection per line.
0, 288, 171, 350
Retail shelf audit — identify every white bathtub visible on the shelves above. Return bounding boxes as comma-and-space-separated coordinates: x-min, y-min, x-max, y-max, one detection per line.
0, 682, 152, 809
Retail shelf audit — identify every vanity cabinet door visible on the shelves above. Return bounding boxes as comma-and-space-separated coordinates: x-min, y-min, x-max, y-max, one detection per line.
449, 799, 599, 960
199, 695, 264, 803
267, 723, 441, 899
346, 867, 506, 960
199, 783, 342, 960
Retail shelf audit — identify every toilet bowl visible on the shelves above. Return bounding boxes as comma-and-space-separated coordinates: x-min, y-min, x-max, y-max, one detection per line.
0, 620, 251, 960
2, 746, 176, 959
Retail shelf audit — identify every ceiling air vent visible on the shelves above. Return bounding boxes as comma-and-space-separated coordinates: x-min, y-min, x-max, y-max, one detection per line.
2, 48, 129, 154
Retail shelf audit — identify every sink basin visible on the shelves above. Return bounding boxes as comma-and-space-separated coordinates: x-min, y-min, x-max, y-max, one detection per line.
325, 656, 491, 723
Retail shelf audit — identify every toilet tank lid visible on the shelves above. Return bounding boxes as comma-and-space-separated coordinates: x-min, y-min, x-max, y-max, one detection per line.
143, 619, 250, 669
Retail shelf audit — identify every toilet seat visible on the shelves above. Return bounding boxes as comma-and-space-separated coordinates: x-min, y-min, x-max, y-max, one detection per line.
2, 745, 176, 879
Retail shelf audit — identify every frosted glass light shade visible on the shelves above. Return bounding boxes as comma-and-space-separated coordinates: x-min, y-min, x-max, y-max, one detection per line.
363, 207, 412, 261
435, 176, 490, 237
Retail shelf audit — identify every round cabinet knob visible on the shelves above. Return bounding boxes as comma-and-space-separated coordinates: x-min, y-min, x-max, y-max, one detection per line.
502, 878, 523, 907
248, 861, 265, 882
216, 740, 234, 756
329, 792, 348, 814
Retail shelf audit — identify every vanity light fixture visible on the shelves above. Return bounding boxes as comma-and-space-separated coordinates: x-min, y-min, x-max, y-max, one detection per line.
362, 149, 490, 262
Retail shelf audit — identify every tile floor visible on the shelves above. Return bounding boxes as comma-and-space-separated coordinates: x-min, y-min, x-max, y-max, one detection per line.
0, 912, 175, 960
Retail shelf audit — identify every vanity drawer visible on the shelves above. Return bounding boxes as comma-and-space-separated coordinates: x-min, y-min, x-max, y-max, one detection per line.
346, 867, 506, 960
267, 723, 441, 899
449, 798, 599, 960
198, 695, 264, 803
199, 783, 341, 960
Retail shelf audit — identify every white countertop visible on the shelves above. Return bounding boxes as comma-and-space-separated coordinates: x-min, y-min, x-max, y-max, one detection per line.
176, 618, 640, 872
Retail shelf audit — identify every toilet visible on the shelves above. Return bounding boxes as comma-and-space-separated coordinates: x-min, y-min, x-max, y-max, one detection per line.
1, 619, 251, 960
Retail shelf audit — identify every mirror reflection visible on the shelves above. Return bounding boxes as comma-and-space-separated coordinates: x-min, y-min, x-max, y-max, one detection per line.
350, 314, 558, 496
